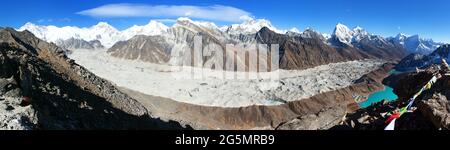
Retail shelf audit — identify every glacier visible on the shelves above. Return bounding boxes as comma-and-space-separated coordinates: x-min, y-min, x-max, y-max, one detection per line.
68, 48, 384, 108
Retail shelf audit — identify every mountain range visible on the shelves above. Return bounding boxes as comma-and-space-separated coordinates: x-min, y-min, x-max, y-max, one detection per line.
19, 18, 444, 55
388, 33, 444, 54
109, 18, 374, 70
17, 17, 446, 71
396, 44, 450, 71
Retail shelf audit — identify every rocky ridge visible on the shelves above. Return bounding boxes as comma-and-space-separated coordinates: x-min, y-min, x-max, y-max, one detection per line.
339, 62, 450, 130
0, 28, 188, 130
396, 44, 450, 71
56, 38, 104, 51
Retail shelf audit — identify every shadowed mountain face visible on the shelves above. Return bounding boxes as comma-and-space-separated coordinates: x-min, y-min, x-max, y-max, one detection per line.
108, 35, 171, 64
353, 36, 407, 60
396, 44, 450, 71
56, 38, 104, 51
0, 28, 190, 130
255, 27, 373, 70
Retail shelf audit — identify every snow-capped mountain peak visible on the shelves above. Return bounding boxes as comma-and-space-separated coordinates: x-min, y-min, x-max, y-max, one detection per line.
298, 28, 328, 41
174, 17, 219, 30
19, 22, 39, 31
388, 33, 443, 54
332, 23, 353, 45
18, 18, 445, 55
92, 22, 116, 29
18, 20, 170, 48
331, 23, 383, 46
352, 26, 368, 35
288, 27, 301, 33
395, 33, 408, 40
18, 22, 48, 40
351, 26, 370, 43
121, 20, 169, 40
222, 17, 284, 34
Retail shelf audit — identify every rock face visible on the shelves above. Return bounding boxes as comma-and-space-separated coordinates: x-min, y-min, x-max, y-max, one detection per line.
276, 105, 346, 130
419, 92, 450, 129
337, 99, 435, 130
396, 44, 450, 71
108, 35, 171, 64
390, 66, 449, 129
0, 28, 187, 130
341, 62, 450, 130
256, 27, 372, 70
56, 38, 104, 51
0, 76, 38, 130
408, 69, 450, 130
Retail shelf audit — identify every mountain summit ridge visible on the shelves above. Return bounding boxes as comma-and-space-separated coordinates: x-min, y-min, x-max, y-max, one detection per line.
18, 18, 445, 56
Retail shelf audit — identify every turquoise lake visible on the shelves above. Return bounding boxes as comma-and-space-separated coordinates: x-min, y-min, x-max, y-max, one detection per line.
359, 70, 400, 108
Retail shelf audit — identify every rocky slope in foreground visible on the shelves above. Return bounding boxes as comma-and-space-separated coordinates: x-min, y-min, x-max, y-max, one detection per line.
338, 63, 450, 130
0, 28, 187, 130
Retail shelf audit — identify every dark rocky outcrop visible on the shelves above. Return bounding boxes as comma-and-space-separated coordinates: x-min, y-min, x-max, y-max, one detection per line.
56, 38, 104, 51
276, 105, 346, 130
340, 61, 450, 130
108, 35, 171, 64
396, 44, 450, 71
336, 99, 435, 130
0, 28, 188, 130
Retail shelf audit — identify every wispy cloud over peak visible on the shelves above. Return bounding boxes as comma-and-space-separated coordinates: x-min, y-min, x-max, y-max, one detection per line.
77, 3, 251, 22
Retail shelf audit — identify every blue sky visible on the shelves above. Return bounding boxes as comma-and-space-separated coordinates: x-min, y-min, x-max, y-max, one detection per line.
1, 0, 449, 42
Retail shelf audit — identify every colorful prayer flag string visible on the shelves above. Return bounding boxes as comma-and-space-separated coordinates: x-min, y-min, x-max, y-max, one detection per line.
384, 75, 438, 130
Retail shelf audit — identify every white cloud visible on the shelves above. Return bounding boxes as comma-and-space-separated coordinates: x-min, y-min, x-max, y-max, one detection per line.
77, 3, 251, 22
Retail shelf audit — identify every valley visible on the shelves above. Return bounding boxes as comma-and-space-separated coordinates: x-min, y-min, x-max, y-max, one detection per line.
64, 48, 392, 129
69, 48, 385, 108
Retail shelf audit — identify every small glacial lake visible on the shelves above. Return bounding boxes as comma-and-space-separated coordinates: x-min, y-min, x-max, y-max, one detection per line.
359, 70, 400, 108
